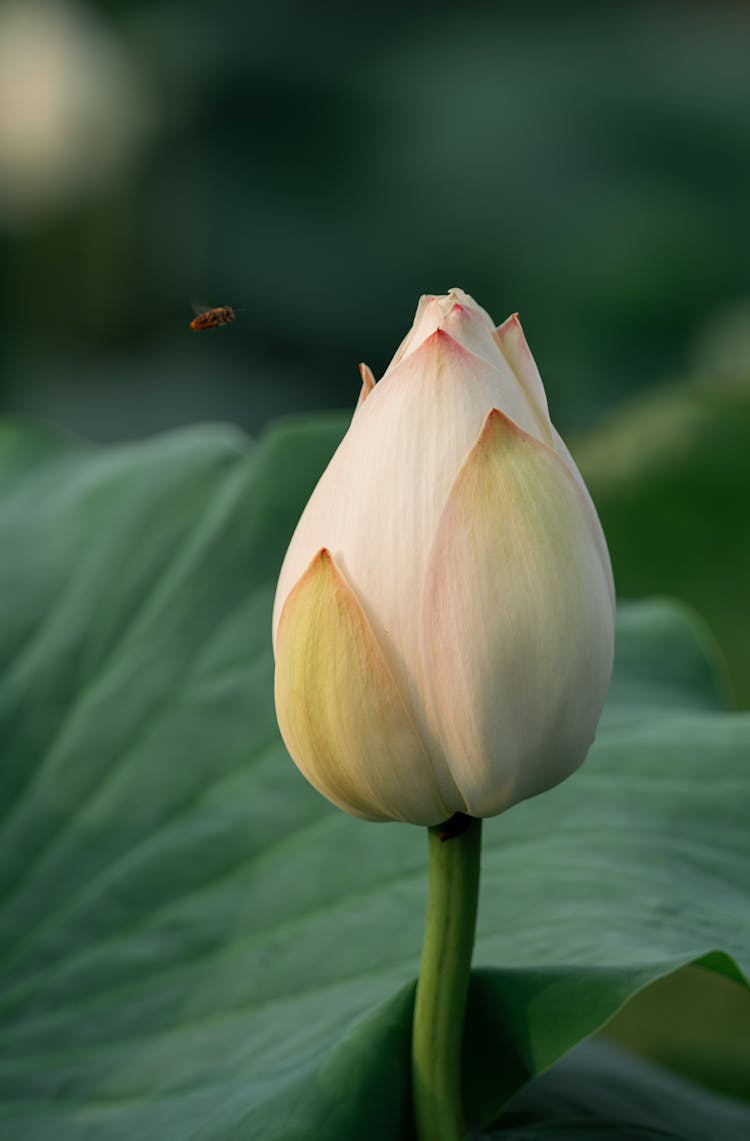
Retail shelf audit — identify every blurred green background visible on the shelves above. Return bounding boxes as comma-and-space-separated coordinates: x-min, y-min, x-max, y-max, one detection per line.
1, 0, 749, 702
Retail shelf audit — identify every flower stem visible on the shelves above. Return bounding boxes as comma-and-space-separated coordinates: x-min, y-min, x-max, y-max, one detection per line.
412, 812, 482, 1141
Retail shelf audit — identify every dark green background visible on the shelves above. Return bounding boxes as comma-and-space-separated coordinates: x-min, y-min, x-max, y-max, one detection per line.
2, 1, 750, 437
2, 1, 749, 700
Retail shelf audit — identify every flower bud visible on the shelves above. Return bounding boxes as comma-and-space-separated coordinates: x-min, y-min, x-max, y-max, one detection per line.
273, 289, 615, 826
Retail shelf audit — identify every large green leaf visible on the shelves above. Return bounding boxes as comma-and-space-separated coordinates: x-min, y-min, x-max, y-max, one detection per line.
0, 414, 749, 1139
603, 963, 750, 1102
483, 1039, 750, 1140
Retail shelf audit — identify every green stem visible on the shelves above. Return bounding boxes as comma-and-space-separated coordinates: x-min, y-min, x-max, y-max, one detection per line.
412, 813, 482, 1141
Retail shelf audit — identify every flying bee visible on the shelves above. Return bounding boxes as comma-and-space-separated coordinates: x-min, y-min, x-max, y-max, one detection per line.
189, 305, 236, 331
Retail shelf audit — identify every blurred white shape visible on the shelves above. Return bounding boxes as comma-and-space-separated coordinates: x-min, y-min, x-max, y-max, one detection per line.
0, 0, 155, 227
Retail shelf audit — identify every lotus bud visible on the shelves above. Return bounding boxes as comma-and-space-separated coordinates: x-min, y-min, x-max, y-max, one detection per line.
272, 289, 615, 826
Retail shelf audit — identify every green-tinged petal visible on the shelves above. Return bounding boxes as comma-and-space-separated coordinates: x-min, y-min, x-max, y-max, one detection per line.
275, 548, 451, 825
423, 409, 614, 819
494, 317, 613, 598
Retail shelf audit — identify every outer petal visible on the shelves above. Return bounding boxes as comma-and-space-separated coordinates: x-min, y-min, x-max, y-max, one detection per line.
494, 313, 553, 446
423, 409, 615, 819
551, 426, 615, 609
273, 322, 551, 657
495, 313, 614, 607
274, 548, 451, 825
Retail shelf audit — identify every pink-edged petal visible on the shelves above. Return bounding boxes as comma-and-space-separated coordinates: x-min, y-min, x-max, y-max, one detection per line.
274, 548, 451, 825
494, 313, 553, 446
423, 408, 615, 819
389, 288, 507, 373
273, 327, 525, 656
272, 324, 553, 769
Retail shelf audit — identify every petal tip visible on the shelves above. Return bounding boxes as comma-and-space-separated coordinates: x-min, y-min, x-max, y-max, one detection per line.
358, 361, 376, 389
424, 327, 468, 354
355, 362, 376, 411
495, 312, 523, 339
481, 406, 522, 441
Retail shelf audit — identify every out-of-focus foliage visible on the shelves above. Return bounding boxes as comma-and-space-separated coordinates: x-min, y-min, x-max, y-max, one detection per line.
2, 0, 750, 441
575, 370, 750, 707
3, 0, 748, 701
0, 414, 749, 1139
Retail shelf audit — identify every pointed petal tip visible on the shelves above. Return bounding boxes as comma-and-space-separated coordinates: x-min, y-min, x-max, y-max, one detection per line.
355, 362, 376, 412
492, 312, 553, 442
423, 326, 469, 354
358, 361, 376, 389
480, 405, 524, 443
495, 312, 525, 342
276, 547, 332, 637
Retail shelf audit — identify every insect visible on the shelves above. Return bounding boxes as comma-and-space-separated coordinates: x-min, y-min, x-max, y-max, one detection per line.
189, 306, 236, 331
